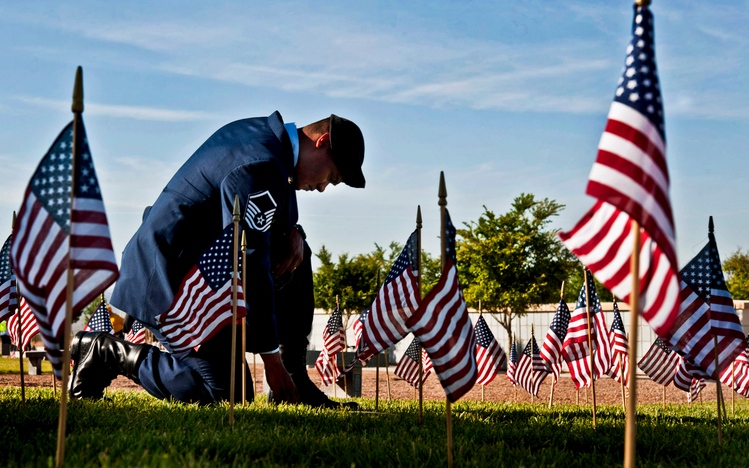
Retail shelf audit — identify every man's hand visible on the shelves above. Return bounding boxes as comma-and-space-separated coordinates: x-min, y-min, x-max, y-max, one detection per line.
261, 351, 299, 404
272, 227, 304, 278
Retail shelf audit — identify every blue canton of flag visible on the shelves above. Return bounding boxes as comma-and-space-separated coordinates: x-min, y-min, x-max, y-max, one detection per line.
614, 7, 664, 137
198, 228, 242, 290
125, 320, 147, 344
84, 302, 113, 334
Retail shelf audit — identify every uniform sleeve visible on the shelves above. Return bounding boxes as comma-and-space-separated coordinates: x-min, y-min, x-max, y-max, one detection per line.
220, 161, 284, 353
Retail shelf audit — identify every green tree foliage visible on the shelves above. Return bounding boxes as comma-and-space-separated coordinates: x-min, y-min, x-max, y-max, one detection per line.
313, 242, 440, 335
723, 248, 749, 300
456, 193, 577, 339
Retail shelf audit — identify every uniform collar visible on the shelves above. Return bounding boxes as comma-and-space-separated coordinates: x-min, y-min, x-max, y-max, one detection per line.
283, 122, 299, 167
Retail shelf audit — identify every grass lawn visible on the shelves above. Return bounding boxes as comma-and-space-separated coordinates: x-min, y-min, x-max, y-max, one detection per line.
0, 355, 53, 374
2, 387, 749, 467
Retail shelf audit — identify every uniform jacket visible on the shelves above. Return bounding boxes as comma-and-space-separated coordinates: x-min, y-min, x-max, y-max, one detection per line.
111, 111, 297, 353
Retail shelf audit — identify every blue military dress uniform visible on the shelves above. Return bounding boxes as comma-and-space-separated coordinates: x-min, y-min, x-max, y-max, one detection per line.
111, 111, 315, 403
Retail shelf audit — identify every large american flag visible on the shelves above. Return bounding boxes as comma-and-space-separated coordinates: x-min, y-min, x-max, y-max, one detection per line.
394, 336, 432, 388
506, 337, 518, 386
362, 231, 420, 357
125, 320, 147, 345
155, 224, 246, 353
606, 300, 630, 387
406, 210, 477, 402
10, 117, 119, 376
662, 229, 745, 379
637, 337, 679, 386
540, 298, 571, 381
8, 297, 39, 352
83, 302, 113, 334
315, 307, 345, 386
514, 334, 548, 397
474, 315, 506, 386
558, 4, 680, 339
562, 275, 612, 389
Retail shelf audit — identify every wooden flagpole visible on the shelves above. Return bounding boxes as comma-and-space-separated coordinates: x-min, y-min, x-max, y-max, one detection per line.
531, 324, 535, 404
438, 171, 453, 468
731, 363, 735, 416
662, 386, 666, 409
513, 333, 517, 403
623, 219, 641, 468
228, 195, 241, 427
55, 66, 83, 468
709, 216, 723, 444
241, 231, 247, 405
620, 353, 627, 413
336, 295, 347, 397
15, 211, 25, 404
416, 205, 424, 425
375, 269, 381, 412
583, 268, 597, 428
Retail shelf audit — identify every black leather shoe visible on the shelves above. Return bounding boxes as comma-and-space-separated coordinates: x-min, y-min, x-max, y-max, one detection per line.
69, 331, 151, 399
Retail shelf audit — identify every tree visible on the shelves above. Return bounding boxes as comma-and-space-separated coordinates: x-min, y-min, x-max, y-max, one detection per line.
723, 248, 749, 300
313, 242, 441, 339
456, 193, 577, 341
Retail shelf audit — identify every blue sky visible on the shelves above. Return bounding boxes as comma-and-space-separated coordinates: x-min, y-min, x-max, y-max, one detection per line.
1, 0, 747, 271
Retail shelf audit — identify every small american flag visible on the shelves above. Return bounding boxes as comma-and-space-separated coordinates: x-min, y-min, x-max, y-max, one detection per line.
506, 338, 518, 386
315, 307, 345, 386
344, 308, 371, 372
362, 231, 420, 356
688, 378, 706, 403
720, 349, 749, 397
637, 337, 679, 386
663, 229, 744, 378
606, 300, 630, 387
514, 334, 548, 397
0, 235, 18, 323
474, 315, 506, 386
155, 224, 245, 353
559, 4, 680, 339
562, 274, 612, 389
10, 117, 119, 376
406, 210, 477, 402
83, 302, 113, 334
672, 355, 709, 392
8, 297, 39, 352
540, 298, 571, 381
394, 336, 432, 388
125, 320, 147, 344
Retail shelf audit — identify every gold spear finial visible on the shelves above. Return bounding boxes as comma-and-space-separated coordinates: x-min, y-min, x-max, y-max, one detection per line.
233, 195, 241, 221
241, 230, 246, 251
72, 66, 84, 113
635, 0, 651, 6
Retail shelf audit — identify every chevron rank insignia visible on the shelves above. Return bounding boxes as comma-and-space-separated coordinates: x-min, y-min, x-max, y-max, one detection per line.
244, 190, 277, 232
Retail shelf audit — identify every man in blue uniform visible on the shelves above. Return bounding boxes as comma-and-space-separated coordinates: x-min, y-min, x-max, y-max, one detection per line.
68, 112, 365, 407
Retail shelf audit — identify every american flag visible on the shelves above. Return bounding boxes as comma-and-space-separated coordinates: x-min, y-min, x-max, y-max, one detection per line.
125, 320, 147, 345
10, 117, 119, 376
541, 298, 571, 381
514, 334, 548, 397
394, 336, 432, 388
506, 337, 518, 386
558, 5, 680, 339
0, 235, 18, 323
405, 210, 477, 402
637, 337, 679, 386
155, 224, 246, 353
344, 308, 371, 372
474, 315, 506, 386
662, 228, 745, 379
606, 300, 630, 387
83, 302, 113, 333
721, 349, 749, 397
315, 307, 345, 386
362, 231, 420, 357
688, 378, 706, 403
672, 355, 709, 392
8, 297, 39, 352
562, 274, 612, 389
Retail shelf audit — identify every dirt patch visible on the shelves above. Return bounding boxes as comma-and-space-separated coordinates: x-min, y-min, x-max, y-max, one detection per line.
0, 365, 733, 406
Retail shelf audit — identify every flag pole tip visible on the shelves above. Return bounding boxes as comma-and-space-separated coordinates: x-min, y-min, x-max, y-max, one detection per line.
233, 195, 241, 220
416, 205, 422, 226
438, 172, 447, 200
72, 66, 84, 113
634, 0, 651, 6
241, 230, 247, 249
708, 216, 714, 233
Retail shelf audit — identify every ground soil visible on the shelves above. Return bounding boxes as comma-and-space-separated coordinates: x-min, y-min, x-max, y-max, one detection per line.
0, 364, 733, 406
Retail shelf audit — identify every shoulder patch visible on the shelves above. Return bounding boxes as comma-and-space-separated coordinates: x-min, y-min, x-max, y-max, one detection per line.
244, 190, 277, 232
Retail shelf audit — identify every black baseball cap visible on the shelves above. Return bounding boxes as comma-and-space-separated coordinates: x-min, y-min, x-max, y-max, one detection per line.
329, 114, 365, 188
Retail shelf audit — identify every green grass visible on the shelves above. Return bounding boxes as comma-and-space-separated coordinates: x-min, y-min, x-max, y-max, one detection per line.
2, 388, 749, 467
0, 355, 53, 374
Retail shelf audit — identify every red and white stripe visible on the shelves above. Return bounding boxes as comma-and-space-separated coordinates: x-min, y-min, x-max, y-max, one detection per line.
394, 347, 432, 389
406, 261, 477, 402
7, 297, 39, 352
156, 269, 246, 353
637, 341, 679, 386
606, 329, 629, 388
475, 337, 506, 386
362, 267, 419, 355
562, 307, 611, 389
315, 315, 345, 386
720, 350, 749, 397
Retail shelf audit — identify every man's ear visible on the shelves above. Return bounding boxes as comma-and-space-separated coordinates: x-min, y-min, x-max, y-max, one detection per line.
315, 132, 331, 149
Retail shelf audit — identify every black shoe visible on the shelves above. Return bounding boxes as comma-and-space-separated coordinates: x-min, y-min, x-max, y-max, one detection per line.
69, 331, 151, 399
